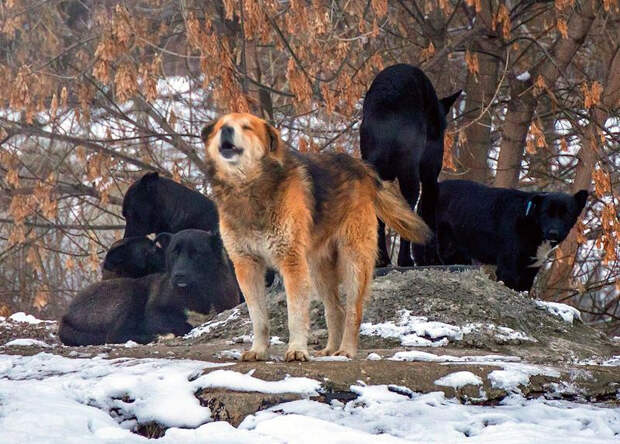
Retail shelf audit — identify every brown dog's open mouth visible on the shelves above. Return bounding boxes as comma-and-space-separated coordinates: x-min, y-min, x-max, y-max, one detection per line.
220, 141, 243, 159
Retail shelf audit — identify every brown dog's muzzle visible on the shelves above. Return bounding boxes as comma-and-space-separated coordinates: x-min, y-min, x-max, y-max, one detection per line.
219, 125, 244, 159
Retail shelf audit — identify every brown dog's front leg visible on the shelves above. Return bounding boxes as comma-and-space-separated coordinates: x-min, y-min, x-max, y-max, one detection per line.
230, 255, 269, 361
278, 254, 311, 362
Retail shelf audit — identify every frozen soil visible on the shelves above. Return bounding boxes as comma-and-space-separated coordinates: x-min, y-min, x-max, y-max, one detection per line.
1, 268, 618, 431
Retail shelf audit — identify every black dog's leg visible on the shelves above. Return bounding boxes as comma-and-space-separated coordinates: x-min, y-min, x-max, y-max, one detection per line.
496, 252, 523, 291
376, 219, 391, 267
397, 172, 420, 266
144, 308, 192, 337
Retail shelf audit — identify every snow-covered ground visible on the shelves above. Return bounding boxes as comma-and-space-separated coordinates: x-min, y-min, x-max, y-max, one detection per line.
0, 352, 618, 443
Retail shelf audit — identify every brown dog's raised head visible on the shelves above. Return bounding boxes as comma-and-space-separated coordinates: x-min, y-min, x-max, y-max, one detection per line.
201, 113, 282, 178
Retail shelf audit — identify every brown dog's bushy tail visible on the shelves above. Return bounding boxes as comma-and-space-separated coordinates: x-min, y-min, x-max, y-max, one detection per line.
374, 181, 431, 245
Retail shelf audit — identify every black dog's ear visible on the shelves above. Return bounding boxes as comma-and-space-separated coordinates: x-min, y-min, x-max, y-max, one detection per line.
440, 90, 462, 115
103, 244, 125, 267
139, 172, 159, 190
265, 122, 280, 152
574, 190, 588, 213
154, 232, 173, 251
201, 120, 216, 143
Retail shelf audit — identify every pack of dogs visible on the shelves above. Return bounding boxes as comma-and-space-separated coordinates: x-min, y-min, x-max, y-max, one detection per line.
59, 64, 588, 361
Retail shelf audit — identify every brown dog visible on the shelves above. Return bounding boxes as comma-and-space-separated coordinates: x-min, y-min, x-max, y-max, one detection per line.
201, 113, 430, 361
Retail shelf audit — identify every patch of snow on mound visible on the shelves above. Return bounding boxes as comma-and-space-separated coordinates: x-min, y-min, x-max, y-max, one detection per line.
487, 363, 561, 392
185, 308, 241, 338
435, 371, 483, 388
360, 310, 463, 347
361, 310, 536, 346
535, 301, 581, 324
4, 338, 51, 348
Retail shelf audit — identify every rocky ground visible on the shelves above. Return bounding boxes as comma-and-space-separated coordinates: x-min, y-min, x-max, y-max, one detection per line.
1, 268, 618, 437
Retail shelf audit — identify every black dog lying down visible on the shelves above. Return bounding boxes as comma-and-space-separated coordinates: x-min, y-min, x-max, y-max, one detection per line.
101, 235, 165, 280
122, 171, 275, 286
435, 180, 588, 291
59, 230, 241, 346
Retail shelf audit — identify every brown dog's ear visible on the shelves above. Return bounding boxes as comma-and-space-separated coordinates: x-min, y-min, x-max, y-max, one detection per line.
265, 122, 280, 152
201, 120, 216, 143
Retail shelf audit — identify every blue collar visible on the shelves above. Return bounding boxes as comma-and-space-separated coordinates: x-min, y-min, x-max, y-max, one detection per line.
525, 200, 534, 217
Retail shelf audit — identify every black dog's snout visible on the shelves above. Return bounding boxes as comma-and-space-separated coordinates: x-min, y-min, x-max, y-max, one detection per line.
172, 272, 189, 287
546, 229, 562, 243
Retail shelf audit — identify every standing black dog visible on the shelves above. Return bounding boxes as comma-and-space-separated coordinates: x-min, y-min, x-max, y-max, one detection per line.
122, 172, 274, 286
122, 172, 219, 238
101, 235, 165, 280
59, 230, 241, 346
435, 180, 588, 291
361, 64, 461, 266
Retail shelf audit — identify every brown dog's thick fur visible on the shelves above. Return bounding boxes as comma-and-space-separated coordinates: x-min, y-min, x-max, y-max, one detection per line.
202, 113, 430, 361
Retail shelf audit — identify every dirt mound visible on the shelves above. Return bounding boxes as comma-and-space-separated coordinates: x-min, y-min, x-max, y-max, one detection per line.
1, 268, 617, 428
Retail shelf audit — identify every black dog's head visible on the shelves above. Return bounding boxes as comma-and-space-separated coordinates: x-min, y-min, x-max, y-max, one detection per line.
102, 235, 165, 280
528, 190, 588, 245
122, 172, 161, 238
155, 229, 241, 313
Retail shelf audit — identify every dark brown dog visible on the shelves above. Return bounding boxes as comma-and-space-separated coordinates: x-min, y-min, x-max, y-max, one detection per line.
201, 113, 430, 361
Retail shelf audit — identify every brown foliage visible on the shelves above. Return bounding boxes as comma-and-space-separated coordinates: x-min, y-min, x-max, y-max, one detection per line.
0, 0, 617, 333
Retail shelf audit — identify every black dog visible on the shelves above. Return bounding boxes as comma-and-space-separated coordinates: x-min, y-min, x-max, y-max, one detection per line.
59, 230, 241, 346
361, 64, 461, 266
435, 180, 588, 291
122, 172, 219, 238
122, 172, 275, 286
101, 236, 165, 280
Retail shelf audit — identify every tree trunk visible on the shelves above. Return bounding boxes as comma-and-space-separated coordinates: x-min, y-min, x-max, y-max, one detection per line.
460, 41, 499, 184
539, 47, 620, 299
494, 0, 599, 188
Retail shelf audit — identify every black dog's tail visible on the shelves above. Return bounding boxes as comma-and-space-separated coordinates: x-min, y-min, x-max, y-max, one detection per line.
58, 318, 105, 346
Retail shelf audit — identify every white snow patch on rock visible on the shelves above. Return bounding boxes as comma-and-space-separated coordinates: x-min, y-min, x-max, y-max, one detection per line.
435, 371, 483, 388
516, 71, 531, 81
4, 338, 51, 348
241, 386, 620, 443
7, 312, 52, 324
366, 352, 382, 361
535, 300, 581, 324
193, 369, 321, 395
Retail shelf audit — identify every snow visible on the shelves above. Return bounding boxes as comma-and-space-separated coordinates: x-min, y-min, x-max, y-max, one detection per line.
3, 338, 52, 347
0, 352, 617, 443
6, 312, 51, 324
366, 352, 382, 360
185, 308, 242, 338
241, 386, 620, 443
360, 309, 465, 347
360, 310, 536, 347
535, 300, 582, 324
193, 369, 321, 395
434, 371, 483, 388
487, 363, 560, 392
389, 351, 520, 363
516, 71, 531, 81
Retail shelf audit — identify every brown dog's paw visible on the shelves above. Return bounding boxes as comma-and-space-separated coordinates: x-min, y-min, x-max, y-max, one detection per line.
284, 349, 310, 362
314, 347, 336, 357
241, 349, 269, 361
333, 349, 356, 359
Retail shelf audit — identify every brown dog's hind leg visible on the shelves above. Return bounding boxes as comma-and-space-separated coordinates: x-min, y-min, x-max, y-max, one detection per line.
278, 254, 312, 362
231, 255, 270, 361
311, 255, 344, 357
335, 210, 377, 358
